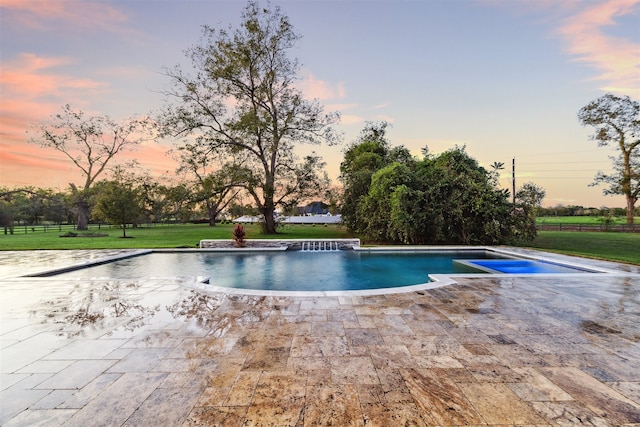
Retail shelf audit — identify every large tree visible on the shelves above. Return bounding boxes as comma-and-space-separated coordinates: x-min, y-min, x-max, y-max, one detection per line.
93, 166, 143, 238
159, 2, 339, 233
172, 142, 246, 226
29, 104, 152, 230
339, 122, 413, 231
341, 139, 515, 244
578, 94, 639, 224
516, 182, 546, 218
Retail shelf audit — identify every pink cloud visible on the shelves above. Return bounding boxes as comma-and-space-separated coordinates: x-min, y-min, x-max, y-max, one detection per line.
297, 73, 346, 100
1, 0, 130, 33
558, 0, 640, 96
0, 52, 110, 157
0, 52, 178, 189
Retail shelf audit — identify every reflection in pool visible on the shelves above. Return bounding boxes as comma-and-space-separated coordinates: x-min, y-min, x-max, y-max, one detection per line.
50, 250, 497, 292
40, 249, 596, 292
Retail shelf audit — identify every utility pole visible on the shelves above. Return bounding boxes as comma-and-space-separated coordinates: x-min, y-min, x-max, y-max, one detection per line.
512, 157, 516, 206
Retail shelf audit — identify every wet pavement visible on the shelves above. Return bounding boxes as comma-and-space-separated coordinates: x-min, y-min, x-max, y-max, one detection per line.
1, 249, 639, 426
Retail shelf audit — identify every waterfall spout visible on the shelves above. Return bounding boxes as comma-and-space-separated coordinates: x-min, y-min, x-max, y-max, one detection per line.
301, 241, 340, 252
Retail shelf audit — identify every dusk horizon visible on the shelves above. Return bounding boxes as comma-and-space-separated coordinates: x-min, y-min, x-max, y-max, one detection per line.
2, 0, 639, 209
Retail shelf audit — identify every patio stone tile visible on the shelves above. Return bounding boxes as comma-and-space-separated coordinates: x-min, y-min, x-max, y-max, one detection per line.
1, 408, 77, 427
1, 373, 30, 390
120, 330, 184, 348
609, 381, 640, 404
310, 321, 345, 337
400, 367, 483, 425
445, 326, 495, 344
63, 372, 167, 426
31, 389, 76, 409
304, 384, 363, 426
327, 308, 359, 328
355, 314, 377, 328
241, 339, 291, 370
462, 343, 494, 355
530, 401, 611, 426
345, 328, 384, 346
403, 318, 450, 335
355, 383, 385, 404
306, 368, 331, 386
42, 338, 128, 360
405, 334, 473, 358
508, 367, 574, 401
286, 356, 330, 372
154, 357, 199, 373
36, 360, 116, 390
6, 372, 51, 389
539, 367, 640, 424
0, 388, 50, 424
57, 373, 123, 409
299, 298, 336, 311
123, 386, 202, 426
467, 365, 528, 383
224, 371, 260, 406
368, 344, 414, 370
362, 401, 427, 426
0, 342, 56, 373
243, 371, 306, 426
107, 347, 170, 373
413, 355, 465, 369
486, 343, 550, 367
458, 382, 547, 425
183, 406, 247, 427
330, 356, 378, 384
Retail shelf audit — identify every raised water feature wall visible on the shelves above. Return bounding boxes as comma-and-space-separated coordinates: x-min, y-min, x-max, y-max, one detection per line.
199, 238, 360, 250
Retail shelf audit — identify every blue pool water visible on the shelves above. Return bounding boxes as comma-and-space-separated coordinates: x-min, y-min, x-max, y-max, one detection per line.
53, 250, 494, 291
464, 259, 591, 274
47, 250, 593, 292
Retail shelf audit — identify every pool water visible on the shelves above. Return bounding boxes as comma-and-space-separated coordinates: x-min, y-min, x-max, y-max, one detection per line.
54, 250, 493, 291
463, 259, 592, 274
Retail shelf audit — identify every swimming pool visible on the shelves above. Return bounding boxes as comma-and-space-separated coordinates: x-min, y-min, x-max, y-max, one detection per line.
458, 258, 595, 274
40, 248, 595, 292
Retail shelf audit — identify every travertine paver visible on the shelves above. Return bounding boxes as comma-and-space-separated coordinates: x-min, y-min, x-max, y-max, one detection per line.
1, 249, 639, 426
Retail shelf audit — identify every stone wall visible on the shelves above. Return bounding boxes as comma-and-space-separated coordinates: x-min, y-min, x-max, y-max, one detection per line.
199, 238, 360, 250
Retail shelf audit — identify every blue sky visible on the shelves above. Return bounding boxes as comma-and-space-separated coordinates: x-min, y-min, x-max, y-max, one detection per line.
1, 0, 639, 208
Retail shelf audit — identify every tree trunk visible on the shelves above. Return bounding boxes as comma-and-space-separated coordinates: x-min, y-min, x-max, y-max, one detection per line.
261, 175, 277, 234
207, 202, 217, 227
262, 208, 277, 234
77, 202, 89, 230
626, 196, 636, 225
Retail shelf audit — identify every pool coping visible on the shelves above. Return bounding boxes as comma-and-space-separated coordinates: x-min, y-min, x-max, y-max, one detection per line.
12, 246, 637, 297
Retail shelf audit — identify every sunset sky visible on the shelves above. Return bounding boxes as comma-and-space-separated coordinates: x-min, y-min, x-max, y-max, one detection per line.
1, 0, 639, 208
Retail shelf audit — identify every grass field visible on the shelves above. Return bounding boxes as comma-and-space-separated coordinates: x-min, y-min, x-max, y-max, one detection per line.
527, 231, 640, 265
537, 216, 640, 225
0, 223, 356, 250
1, 222, 638, 265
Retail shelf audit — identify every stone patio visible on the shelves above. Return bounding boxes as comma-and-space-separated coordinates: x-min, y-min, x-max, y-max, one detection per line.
1, 249, 639, 426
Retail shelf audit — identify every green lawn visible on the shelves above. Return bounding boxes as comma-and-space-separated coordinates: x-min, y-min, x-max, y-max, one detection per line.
526, 231, 640, 265
2, 222, 638, 266
0, 223, 356, 250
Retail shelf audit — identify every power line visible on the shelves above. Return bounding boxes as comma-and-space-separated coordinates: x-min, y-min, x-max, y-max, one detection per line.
518, 160, 610, 166
519, 169, 602, 172
514, 149, 610, 158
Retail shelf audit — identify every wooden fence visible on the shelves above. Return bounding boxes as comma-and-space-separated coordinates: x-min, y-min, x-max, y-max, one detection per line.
537, 224, 639, 233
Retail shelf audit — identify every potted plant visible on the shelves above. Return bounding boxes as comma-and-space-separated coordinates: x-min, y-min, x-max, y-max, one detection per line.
233, 224, 246, 248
